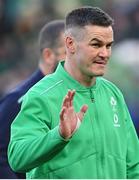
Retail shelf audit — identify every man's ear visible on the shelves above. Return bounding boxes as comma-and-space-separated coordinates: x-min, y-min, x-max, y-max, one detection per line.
65, 36, 75, 54
39, 48, 56, 75
42, 48, 56, 66
42, 48, 52, 60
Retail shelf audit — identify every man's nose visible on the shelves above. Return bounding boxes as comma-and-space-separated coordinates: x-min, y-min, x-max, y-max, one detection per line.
99, 47, 109, 58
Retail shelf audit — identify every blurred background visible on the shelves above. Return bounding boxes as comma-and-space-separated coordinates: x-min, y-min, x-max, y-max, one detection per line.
0, 0, 139, 132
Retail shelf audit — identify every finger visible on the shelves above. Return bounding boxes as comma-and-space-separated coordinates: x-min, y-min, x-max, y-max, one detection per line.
66, 90, 74, 107
60, 107, 67, 121
69, 90, 75, 106
62, 94, 70, 108
67, 91, 72, 107
81, 105, 88, 113
62, 97, 67, 107
66, 90, 75, 107
78, 105, 88, 122
70, 90, 75, 100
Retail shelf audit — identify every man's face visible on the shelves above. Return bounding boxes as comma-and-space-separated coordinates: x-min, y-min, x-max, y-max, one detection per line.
73, 25, 114, 78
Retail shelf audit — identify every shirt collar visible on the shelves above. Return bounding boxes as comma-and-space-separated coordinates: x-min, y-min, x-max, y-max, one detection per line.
55, 61, 99, 91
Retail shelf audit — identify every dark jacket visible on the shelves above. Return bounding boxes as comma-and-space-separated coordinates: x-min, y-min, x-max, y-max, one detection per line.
0, 69, 44, 179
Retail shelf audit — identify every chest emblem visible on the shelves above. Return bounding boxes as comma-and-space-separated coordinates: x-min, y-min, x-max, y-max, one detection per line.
110, 97, 120, 127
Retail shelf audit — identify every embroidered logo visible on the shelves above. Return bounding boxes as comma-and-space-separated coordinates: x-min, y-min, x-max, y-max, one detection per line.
110, 97, 120, 127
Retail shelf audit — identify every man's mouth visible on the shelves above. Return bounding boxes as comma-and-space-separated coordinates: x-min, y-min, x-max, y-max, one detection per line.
94, 60, 107, 65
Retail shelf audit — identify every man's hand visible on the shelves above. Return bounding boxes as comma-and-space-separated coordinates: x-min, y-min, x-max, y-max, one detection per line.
59, 90, 88, 139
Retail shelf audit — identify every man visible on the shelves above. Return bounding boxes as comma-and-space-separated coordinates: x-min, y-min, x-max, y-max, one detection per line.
0, 20, 65, 179
8, 7, 139, 179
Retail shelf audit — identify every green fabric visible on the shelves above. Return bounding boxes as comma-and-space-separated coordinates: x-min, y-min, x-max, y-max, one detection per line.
8, 61, 139, 179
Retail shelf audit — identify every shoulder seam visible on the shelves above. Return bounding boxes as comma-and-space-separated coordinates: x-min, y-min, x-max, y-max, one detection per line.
40, 80, 64, 95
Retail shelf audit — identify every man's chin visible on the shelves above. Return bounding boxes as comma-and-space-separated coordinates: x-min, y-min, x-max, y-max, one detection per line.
94, 72, 105, 77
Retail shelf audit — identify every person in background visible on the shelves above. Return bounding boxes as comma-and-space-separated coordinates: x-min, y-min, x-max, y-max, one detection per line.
8, 7, 139, 179
0, 19, 65, 179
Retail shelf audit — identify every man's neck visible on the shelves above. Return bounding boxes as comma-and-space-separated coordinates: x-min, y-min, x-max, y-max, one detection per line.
64, 60, 96, 87
39, 62, 55, 76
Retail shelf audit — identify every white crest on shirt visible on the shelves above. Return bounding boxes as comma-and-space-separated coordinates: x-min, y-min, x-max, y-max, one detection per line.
110, 96, 120, 127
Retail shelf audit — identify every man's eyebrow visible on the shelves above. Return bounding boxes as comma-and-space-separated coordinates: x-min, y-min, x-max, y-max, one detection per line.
90, 38, 114, 44
90, 38, 102, 43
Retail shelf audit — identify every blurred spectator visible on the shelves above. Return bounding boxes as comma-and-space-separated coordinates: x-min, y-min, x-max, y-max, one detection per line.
0, 19, 65, 179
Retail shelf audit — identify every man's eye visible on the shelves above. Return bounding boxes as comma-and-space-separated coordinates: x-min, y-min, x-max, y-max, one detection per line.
90, 44, 100, 48
106, 44, 112, 49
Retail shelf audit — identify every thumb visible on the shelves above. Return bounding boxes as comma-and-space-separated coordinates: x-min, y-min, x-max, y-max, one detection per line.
78, 104, 88, 122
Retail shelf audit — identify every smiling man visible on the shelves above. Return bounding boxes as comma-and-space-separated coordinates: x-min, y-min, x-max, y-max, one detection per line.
8, 7, 139, 179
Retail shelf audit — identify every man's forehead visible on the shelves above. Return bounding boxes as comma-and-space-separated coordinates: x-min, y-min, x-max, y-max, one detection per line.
85, 25, 114, 42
